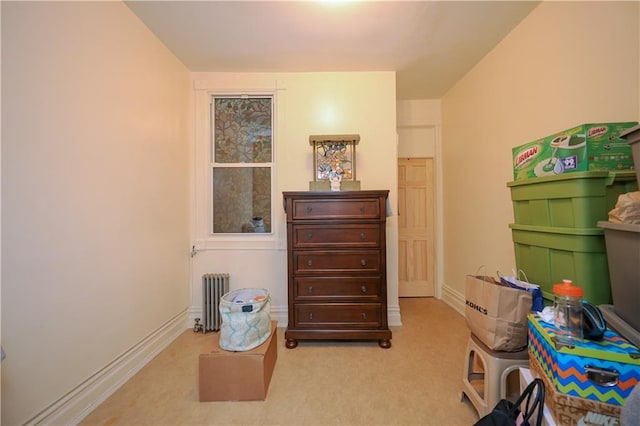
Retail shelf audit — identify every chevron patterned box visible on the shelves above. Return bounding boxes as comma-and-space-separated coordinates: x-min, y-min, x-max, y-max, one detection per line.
528, 312, 640, 406
530, 357, 621, 425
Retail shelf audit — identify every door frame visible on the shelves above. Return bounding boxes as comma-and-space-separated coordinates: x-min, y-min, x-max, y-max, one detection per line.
396, 124, 443, 299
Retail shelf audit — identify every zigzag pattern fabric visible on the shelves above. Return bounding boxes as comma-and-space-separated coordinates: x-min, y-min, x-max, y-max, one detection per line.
528, 313, 640, 406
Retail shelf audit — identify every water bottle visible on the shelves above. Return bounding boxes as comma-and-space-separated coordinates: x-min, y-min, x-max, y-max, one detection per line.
553, 279, 584, 346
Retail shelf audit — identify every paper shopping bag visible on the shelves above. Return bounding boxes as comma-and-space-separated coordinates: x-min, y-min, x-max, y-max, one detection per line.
465, 274, 532, 352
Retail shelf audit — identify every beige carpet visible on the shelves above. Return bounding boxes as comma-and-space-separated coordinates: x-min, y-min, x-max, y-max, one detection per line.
80, 298, 480, 425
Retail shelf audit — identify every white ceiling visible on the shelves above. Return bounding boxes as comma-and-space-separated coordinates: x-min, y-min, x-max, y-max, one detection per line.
125, 1, 540, 100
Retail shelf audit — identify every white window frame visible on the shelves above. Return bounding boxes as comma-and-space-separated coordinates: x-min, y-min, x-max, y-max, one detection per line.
193, 81, 282, 251
210, 94, 275, 236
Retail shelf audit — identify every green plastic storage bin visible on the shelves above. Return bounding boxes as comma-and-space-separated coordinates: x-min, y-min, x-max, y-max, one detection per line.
507, 171, 638, 228
510, 223, 611, 305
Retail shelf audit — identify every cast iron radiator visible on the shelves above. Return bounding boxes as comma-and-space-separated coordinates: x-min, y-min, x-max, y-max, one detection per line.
202, 273, 229, 332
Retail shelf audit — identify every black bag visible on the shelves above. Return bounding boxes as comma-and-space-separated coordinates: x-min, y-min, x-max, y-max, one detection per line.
473, 378, 545, 426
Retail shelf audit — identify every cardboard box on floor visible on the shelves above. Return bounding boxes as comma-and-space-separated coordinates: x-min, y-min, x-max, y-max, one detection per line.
199, 321, 277, 402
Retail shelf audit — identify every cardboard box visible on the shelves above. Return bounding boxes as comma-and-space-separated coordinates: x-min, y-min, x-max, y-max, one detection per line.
512, 122, 637, 180
530, 356, 621, 426
199, 321, 277, 402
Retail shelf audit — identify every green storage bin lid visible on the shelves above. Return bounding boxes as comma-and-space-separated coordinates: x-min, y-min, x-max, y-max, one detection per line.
510, 223, 605, 252
507, 170, 637, 189
509, 223, 604, 235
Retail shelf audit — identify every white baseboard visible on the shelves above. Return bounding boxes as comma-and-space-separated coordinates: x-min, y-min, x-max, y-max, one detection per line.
440, 283, 465, 317
388, 304, 402, 327
25, 309, 189, 426
35, 301, 402, 425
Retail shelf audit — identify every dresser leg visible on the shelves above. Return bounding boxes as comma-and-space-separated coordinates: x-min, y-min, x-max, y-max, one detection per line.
378, 339, 391, 349
285, 338, 298, 349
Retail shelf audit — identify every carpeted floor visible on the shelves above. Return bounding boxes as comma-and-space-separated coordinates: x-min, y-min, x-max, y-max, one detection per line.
79, 297, 480, 425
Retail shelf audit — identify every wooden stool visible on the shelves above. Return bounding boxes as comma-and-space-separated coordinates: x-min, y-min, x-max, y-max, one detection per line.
461, 333, 529, 417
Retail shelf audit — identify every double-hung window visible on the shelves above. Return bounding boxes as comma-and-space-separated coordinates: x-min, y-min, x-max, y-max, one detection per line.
211, 95, 273, 234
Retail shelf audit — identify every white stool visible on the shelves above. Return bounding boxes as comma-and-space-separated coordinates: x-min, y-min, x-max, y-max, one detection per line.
461, 333, 529, 417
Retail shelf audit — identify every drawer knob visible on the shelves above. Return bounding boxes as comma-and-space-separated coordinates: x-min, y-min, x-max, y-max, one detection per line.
361, 285, 367, 293
306, 206, 313, 212
307, 260, 313, 267
307, 233, 313, 240
360, 259, 367, 267
360, 233, 366, 240
359, 206, 365, 213
309, 312, 314, 320
308, 286, 313, 294
362, 312, 368, 320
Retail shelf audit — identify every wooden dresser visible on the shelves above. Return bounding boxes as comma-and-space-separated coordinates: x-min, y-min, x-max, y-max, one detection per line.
283, 190, 392, 349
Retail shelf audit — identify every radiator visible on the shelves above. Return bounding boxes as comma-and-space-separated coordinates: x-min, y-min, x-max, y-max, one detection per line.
202, 273, 229, 332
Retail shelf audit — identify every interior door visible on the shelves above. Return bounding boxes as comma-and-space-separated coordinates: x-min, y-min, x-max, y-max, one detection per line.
398, 158, 435, 297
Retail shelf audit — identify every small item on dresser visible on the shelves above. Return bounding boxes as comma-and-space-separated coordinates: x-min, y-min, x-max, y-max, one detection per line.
474, 378, 545, 426
329, 175, 341, 191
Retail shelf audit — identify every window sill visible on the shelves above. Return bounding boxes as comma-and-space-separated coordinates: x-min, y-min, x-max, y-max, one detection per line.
193, 236, 285, 252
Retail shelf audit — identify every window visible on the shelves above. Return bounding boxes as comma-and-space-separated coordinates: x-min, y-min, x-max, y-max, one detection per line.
211, 95, 273, 234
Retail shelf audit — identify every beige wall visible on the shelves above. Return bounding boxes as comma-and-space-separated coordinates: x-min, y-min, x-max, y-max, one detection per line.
5, 1, 639, 424
1, 2, 191, 424
190, 72, 400, 324
441, 1, 639, 311
396, 100, 441, 158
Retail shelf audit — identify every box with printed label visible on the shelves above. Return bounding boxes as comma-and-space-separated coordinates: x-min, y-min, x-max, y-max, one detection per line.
528, 313, 640, 406
529, 356, 622, 426
199, 321, 278, 401
512, 122, 637, 181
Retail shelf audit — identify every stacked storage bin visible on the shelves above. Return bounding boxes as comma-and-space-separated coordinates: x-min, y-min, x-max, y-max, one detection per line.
597, 124, 640, 347
508, 172, 638, 304
511, 122, 640, 426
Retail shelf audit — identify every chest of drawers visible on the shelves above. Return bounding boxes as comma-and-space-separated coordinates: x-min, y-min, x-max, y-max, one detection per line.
283, 190, 392, 349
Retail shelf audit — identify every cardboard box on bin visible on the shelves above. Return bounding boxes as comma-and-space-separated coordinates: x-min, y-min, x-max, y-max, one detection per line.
512, 122, 637, 181
199, 321, 277, 402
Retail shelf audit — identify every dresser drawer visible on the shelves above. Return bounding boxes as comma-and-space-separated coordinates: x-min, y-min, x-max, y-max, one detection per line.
292, 224, 380, 248
294, 276, 380, 301
294, 250, 381, 274
291, 198, 381, 220
294, 303, 382, 328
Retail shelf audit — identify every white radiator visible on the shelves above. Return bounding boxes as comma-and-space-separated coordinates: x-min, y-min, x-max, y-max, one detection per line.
202, 273, 229, 332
